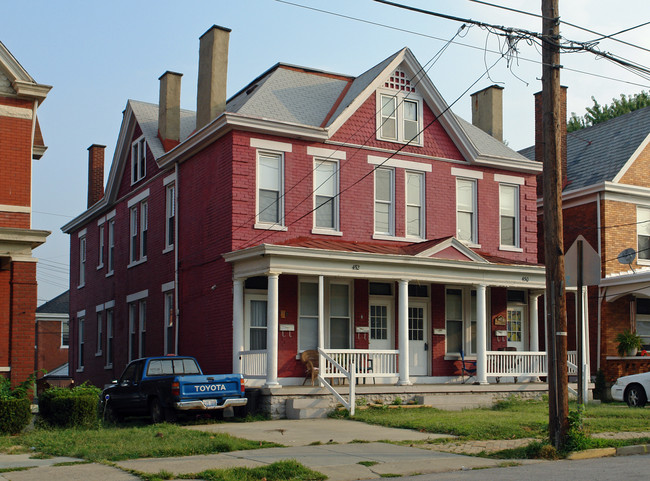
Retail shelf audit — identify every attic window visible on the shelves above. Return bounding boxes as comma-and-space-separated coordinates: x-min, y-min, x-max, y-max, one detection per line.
384, 69, 415, 93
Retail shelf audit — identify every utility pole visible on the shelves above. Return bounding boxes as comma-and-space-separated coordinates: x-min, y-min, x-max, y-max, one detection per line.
541, 0, 569, 449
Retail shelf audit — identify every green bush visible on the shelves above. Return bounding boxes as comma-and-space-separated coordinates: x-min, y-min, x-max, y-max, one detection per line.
0, 397, 31, 434
38, 383, 101, 428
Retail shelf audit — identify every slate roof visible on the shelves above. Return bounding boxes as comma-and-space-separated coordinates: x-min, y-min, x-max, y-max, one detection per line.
36, 290, 69, 314
519, 106, 650, 192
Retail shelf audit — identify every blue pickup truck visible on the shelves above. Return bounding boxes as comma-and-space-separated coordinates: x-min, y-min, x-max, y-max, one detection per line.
100, 356, 247, 422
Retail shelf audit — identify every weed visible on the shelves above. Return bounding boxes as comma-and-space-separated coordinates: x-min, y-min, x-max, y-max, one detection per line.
379, 474, 401, 478
392, 397, 402, 406
358, 461, 379, 466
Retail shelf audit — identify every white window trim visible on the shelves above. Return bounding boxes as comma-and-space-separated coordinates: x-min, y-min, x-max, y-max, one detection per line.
77, 316, 85, 372
451, 167, 483, 179
444, 286, 479, 358
128, 200, 148, 268
244, 293, 269, 351
60, 319, 69, 349
161, 281, 175, 292
456, 177, 478, 246
327, 280, 353, 349
97, 224, 105, 269
306, 146, 346, 160
298, 279, 319, 353
405, 170, 425, 239
494, 173, 525, 185
375, 89, 424, 146
255, 150, 285, 227
367, 155, 431, 172
250, 138, 292, 152
127, 189, 150, 208
374, 167, 395, 236
107, 219, 115, 277
126, 289, 149, 303
498, 183, 521, 250
164, 183, 175, 252
78, 234, 86, 289
105, 307, 114, 369
312, 157, 340, 233
163, 172, 177, 185
95, 310, 103, 357
637, 206, 650, 266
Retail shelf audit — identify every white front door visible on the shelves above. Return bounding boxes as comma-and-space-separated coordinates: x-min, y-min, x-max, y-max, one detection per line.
244, 295, 268, 350
408, 302, 428, 375
369, 301, 393, 350
507, 306, 525, 351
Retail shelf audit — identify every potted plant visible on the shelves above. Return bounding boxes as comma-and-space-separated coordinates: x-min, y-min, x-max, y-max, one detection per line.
616, 330, 643, 356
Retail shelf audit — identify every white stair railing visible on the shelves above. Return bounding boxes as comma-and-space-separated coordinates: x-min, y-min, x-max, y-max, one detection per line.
318, 348, 355, 416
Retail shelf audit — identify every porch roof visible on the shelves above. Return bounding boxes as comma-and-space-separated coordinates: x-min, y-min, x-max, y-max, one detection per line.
224, 237, 545, 289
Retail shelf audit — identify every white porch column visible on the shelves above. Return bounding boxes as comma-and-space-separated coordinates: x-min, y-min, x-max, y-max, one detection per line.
398, 279, 411, 385
476, 284, 488, 385
318, 275, 324, 350
529, 292, 541, 351
265, 273, 280, 388
232, 278, 244, 375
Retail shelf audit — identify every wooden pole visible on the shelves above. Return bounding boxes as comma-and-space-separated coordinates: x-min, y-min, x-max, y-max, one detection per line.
542, 0, 569, 449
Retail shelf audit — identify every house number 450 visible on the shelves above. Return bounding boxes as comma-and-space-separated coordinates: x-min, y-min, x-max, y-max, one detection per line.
352, 265, 360, 270
521, 276, 529, 282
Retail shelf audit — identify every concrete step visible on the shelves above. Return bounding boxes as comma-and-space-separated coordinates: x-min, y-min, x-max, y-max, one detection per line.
414, 393, 493, 411
285, 398, 331, 419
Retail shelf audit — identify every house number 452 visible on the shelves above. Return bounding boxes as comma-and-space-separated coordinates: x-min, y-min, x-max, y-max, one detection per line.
352, 265, 360, 270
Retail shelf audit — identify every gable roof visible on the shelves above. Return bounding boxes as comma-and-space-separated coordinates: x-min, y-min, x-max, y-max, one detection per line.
519, 106, 650, 192
36, 290, 69, 314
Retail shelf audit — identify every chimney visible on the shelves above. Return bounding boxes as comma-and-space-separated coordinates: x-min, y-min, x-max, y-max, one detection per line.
471, 85, 503, 142
158, 71, 183, 152
534, 86, 567, 198
87, 144, 106, 208
196, 25, 231, 130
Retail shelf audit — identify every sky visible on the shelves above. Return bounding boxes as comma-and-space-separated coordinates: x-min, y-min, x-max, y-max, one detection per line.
1, 0, 649, 304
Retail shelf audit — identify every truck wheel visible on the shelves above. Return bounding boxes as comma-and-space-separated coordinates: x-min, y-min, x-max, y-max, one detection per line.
164, 407, 177, 423
150, 398, 165, 423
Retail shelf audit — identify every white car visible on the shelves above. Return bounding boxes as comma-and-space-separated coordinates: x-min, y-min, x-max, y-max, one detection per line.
611, 371, 650, 407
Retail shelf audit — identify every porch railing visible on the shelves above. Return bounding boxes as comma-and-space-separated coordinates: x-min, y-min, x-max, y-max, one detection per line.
318, 348, 356, 416
321, 349, 399, 380
486, 350, 579, 378
239, 350, 266, 379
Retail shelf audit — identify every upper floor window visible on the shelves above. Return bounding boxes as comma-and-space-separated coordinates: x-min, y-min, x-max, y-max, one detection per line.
129, 201, 148, 265
77, 316, 85, 371
406, 171, 424, 238
98, 224, 104, 268
257, 152, 284, 225
499, 184, 519, 248
377, 73, 422, 145
96, 310, 103, 356
78, 232, 86, 288
314, 159, 339, 231
375, 167, 394, 235
61, 320, 69, 348
107, 219, 115, 274
131, 136, 146, 184
638, 206, 650, 261
166, 184, 175, 249
456, 178, 477, 244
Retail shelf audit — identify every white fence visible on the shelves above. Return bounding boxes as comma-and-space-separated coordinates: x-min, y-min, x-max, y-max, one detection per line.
239, 350, 266, 379
486, 350, 579, 377
321, 349, 399, 380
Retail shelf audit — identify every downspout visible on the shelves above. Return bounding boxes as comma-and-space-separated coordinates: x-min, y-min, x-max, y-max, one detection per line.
174, 162, 180, 354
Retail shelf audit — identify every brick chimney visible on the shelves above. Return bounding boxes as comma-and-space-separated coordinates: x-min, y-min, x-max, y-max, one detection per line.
534, 86, 567, 198
196, 25, 231, 130
158, 71, 183, 152
87, 144, 106, 208
471, 85, 503, 142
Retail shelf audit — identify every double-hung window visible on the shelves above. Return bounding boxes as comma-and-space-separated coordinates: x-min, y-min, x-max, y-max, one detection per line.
257, 152, 284, 225
107, 218, 115, 274
129, 303, 137, 362
61, 320, 69, 348
499, 184, 519, 248
139, 300, 146, 358
77, 315, 85, 371
129, 198, 148, 265
78, 232, 86, 288
164, 291, 175, 355
105, 308, 113, 367
298, 282, 318, 351
638, 207, 650, 261
637, 298, 650, 349
406, 171, 424, 238
330, 284, 350, 349
375, 168, 394, 235
96, 310, 103, 356
456, 178, 477, 244
314, 159, 338, 230
131, 136, 146, 184
166, 184, 175, 250
445, 288, 477, 356
98, 224, 104, 268
377, 69, 422, 145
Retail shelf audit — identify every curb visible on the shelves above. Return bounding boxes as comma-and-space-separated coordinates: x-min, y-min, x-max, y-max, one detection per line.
567, 444, 650, 460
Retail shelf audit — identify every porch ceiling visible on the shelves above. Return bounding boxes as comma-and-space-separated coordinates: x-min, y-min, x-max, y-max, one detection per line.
224, 243, 545, 289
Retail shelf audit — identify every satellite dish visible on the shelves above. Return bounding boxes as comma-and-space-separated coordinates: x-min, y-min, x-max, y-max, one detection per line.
617, 247, 637, 270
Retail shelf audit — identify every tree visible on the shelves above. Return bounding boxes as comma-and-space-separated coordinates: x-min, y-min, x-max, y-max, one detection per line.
567, 91, 650, 132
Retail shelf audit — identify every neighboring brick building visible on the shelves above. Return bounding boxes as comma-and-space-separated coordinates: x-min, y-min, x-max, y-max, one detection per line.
63, 26, 546, 391
35, 290, 69, 374
522, 101, 650, 383
0, 41, 51, 386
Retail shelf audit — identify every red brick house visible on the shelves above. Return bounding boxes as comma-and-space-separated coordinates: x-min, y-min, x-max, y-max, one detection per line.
522, 101, 650, 384
35, 290, 69, 374
63, 26, 547, 392
0, 41, 51, 386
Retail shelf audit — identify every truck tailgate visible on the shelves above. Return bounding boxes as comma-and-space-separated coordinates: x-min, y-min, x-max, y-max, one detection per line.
178, 374, 242, 403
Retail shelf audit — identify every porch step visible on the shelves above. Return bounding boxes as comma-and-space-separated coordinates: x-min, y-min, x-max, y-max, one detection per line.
285, 398, 331, 419
415, 394, 493, 411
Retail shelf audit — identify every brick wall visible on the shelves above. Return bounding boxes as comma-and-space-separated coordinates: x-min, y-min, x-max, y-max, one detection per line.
36, 320, 68, 372
601, 200, 638, 276
9, 262, 37, 386
619, 144, 650, 188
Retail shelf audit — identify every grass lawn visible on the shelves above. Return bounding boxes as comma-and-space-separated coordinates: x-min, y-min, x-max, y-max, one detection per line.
333, 398, 650, 442
0, 422, 279, 462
